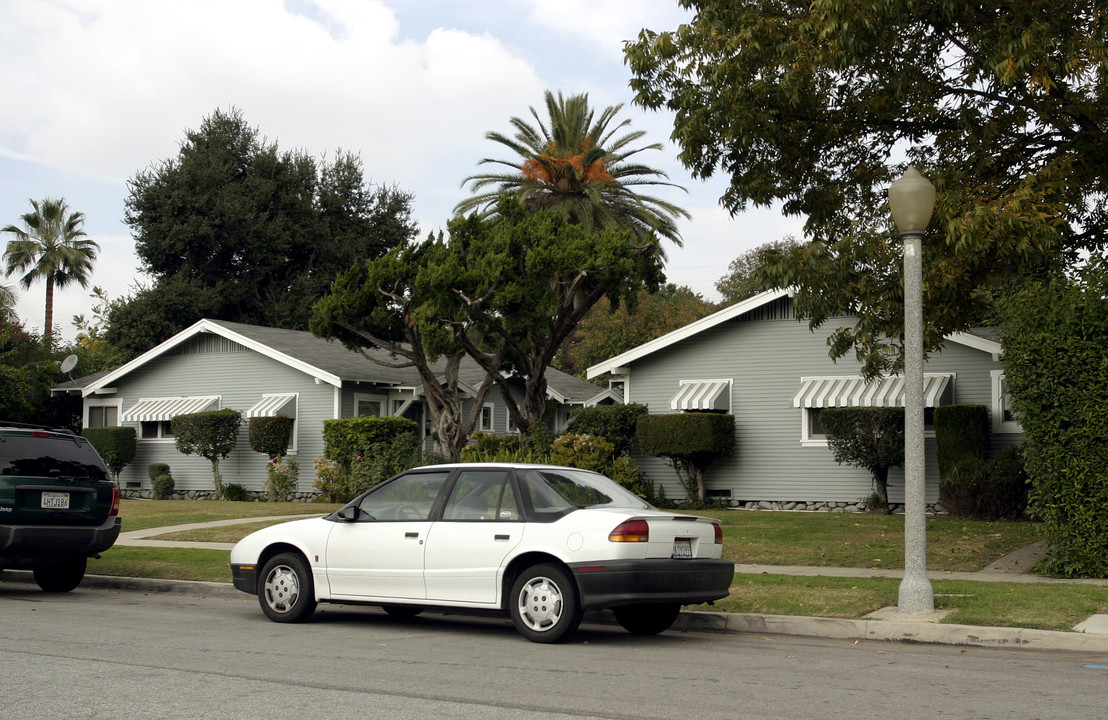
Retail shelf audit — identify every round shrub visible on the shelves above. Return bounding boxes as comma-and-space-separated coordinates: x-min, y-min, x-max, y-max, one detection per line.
151, 473, 175, 500
222, 483, 252, 502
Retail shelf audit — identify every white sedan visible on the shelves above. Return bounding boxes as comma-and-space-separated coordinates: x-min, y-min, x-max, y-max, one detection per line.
230, 463, 734, 643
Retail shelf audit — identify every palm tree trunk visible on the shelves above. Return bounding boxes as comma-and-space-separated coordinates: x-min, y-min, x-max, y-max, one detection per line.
43, 276, 55, 346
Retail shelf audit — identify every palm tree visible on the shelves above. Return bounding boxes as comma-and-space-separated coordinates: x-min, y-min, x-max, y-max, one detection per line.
455, 90, 690, 250
3, 198, 99, 344
0, 282, 17, 324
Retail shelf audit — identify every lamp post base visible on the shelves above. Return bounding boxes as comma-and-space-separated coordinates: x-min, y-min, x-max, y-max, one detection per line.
897, 574, 935, 615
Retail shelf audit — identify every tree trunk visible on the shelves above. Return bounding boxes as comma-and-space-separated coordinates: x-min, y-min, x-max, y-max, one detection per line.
873, 467, 891, 514
211, 458, 224, 499
43, 277, 55, 346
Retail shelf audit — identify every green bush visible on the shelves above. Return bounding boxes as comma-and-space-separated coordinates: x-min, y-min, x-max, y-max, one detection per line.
819, 407, 904, 512
637, 413, 735, 502
940, 446, 1028, 520
222, 483, 252, 502
934, 404, 990, 479
248, 415, 293, 458
173, 408, 243, 498
566, 404, 648, 455
997, 265, 1108, 577
147, 463, 171, 481
322, 416, 419, 467
151, 473, 175, 500
265, 455, 299, 502
81, 426, 137, 481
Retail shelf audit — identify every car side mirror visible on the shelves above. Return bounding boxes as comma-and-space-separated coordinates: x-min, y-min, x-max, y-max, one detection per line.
336, 506, 361, 522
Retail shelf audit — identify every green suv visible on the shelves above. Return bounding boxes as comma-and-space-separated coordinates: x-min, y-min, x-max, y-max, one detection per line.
0, 423, 121, 592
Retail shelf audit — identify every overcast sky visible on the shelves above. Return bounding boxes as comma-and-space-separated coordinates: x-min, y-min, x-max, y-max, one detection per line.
0, 0, 802, 341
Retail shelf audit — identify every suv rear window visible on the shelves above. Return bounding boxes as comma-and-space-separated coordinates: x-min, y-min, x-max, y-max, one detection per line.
0, 433, 110, 482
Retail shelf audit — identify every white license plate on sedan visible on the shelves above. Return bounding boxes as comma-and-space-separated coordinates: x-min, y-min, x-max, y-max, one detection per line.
41, 492, 70, 509
671, 538, 692, 559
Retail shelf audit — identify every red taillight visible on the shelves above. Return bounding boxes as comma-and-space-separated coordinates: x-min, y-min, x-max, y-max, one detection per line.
109, 486, 121, 516
609, 519, 649, 543
713, 522, 723, 545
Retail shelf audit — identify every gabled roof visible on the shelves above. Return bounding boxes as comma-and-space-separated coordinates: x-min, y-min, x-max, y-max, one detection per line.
585, 288, 1004, 379
66, 318, 606, 404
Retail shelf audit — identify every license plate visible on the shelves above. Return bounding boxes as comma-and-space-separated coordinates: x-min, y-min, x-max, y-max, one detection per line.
671, 538, 692, 559
41, 492, 70, 510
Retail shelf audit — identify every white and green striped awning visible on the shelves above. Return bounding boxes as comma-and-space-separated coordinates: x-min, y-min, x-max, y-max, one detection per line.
246, 393, 297, 418
792, 374, 953, 409
670, 379, 731, 411
122, 396, 220, 422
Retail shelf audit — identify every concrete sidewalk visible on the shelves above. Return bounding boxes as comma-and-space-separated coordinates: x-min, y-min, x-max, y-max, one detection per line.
13, 517, 1104, 653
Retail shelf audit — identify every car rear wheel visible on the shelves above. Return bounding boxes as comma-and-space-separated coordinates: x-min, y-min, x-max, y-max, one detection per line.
33, 556, 87, 593
258, 553, 317, 623
612, 603, 682, 635
509, 563, 582, 644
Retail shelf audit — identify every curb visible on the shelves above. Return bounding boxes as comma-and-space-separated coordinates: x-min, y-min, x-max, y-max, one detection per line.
4, 570, 1107, 652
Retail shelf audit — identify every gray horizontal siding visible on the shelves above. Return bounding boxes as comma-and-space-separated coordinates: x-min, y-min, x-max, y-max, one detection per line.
625, 309, 1017, 505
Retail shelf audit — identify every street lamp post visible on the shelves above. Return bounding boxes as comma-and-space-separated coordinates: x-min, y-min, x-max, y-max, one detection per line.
888, 167, 936, 615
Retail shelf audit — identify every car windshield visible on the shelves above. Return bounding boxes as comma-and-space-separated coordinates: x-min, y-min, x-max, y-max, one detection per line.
519, 468, 651, 514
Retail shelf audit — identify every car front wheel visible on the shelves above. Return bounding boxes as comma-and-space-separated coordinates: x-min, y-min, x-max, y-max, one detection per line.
509, 563, 582, 643
612, 603, 682, 635
258, 553, 317, 623
33, 556, 87, 593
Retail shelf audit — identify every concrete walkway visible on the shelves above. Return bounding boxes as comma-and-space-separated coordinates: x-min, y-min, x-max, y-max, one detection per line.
29, 517, 1104, 652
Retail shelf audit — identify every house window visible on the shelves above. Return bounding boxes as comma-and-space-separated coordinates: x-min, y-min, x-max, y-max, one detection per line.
507, 412, 518, 434
354, 394, 386, 417
991, 370, 1021, 434
141, 421, 174, 439
123, 396, 219, 442
479, 404, 494, 432
86, 403, 120, 428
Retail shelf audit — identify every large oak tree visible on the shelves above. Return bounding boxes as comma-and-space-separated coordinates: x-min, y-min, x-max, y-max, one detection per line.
625, 0, 1099, 373
111, 108, 417, 353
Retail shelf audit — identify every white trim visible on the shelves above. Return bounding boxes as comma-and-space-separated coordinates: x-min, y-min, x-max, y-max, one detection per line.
354, 393, 387, 417
81, 319, 342, 397
991, 370, 1022, 434
84, 398, 122, 428
585, 288, 1003, 379
587, 289, 789, 379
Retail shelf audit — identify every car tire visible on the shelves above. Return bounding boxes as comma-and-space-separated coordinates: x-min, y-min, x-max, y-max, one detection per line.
509, 563, 582, 644
258, 553, 317, 623
612, 603, 682, 635
382, 604, 424, 619
33, 556, 87, 593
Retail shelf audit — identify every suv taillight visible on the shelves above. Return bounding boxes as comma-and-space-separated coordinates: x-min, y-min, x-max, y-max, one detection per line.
714, 522, 723, 544
110, 486, 121, 516
609, 519, 649, 542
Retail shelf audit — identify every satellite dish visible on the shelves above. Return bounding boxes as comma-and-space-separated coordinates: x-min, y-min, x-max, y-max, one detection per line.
60, 354, 78, 375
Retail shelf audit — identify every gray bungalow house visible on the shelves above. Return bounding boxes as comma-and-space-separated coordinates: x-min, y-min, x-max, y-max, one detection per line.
53, 319, 612, 497
587, 289, 1022, 509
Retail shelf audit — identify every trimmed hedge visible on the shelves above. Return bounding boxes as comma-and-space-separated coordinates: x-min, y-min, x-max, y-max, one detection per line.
249, 414, 293, 459
322, 416, 419, 468
173, 408, 243, 498
637, 413, 735, 502
566, 403, 649, 456
819, 407, 904, 512
81, 426, 137, 480
934, 404, 990, 479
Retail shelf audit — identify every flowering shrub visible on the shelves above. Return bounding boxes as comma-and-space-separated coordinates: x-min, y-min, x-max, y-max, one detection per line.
265, 454, 299, 502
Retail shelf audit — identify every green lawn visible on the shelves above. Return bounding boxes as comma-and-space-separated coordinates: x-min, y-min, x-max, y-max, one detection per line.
85, 501, 1108, 632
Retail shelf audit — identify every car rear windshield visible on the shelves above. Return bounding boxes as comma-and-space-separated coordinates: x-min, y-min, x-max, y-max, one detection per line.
0, 433, 110, 482
519, 468, 651, 516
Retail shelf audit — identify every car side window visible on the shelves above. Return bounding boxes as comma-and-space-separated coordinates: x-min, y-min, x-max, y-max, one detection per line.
442, 470, 518, 521
354, 471, 450, 521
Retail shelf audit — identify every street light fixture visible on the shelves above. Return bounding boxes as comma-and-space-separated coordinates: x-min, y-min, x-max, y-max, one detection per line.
888, 167, 936, 615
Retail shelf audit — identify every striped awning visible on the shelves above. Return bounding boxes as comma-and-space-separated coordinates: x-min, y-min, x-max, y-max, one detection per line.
792, 374, 952, 409
122, 396, 220, 422
670, 380, 730, 411
246, 393, 297, 418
